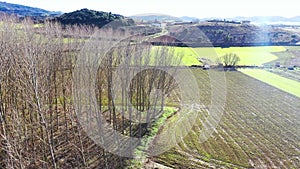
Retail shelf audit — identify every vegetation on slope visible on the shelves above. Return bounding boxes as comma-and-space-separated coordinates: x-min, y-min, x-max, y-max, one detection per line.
53, 8, 134, 28
166, 23, 300, 47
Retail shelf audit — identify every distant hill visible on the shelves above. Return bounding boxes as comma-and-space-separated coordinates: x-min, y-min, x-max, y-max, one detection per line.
180, 16, 199, 22
131, 14, 300, 25
0, 1, 61, 17
226, 16, 300, 25
53, 8, 134, 28
200, 16, 300, 25
290, 16, 300, 22
130, 14, 182, 22
153, 22, 300, 47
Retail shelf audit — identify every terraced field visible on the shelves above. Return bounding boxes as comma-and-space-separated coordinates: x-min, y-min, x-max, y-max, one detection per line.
151, 69, 300, 168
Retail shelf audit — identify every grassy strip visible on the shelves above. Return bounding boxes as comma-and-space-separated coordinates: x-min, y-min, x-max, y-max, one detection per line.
127, 107, 177, 168
239, 69, 300, 98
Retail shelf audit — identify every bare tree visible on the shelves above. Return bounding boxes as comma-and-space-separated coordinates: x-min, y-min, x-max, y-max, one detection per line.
0, 16, 182, 168
220, 53, 240, 67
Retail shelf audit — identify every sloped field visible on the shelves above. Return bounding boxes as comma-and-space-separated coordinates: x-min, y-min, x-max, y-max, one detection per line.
152, 70, 300, 168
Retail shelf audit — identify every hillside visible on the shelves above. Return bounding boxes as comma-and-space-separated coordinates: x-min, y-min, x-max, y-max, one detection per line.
227, 16, 300, 25
189, 16, 300, 25
53, 8, 134, 28
130, 14, 182, 22
152, 22, 300, 47
0, 1, 61, 17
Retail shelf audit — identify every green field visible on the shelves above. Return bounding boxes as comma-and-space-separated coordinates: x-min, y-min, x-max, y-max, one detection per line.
266, 68, 300, 82
174, 46, 300, 99
239, 69, 300, 98
173, 46, 286, 66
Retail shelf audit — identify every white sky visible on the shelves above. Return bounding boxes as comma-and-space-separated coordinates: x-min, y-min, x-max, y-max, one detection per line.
4, 0, 300, 18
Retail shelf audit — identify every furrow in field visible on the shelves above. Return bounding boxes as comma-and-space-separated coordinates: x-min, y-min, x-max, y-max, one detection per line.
225, 72, 299, 167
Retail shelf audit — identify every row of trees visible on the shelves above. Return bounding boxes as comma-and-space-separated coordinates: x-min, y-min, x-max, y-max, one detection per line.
0, 16, 181, 168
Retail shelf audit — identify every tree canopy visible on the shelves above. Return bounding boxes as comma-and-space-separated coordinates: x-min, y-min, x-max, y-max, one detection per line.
53, 8, 134, 28
220, 53, 240, 67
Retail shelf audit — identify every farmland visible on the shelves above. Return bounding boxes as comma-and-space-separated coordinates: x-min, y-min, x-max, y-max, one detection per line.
266, 68, 300, 82
173, 46, 286, 66
240, 69, 300, 98
151, 69, 300, 168
261, 46, 300, 68
0, 15, 299, 169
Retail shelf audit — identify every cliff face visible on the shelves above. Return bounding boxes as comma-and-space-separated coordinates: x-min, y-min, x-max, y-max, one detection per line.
165, 23, 300, 47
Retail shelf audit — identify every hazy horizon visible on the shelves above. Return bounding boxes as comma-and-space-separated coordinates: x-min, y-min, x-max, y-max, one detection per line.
3, 0, 300, 19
